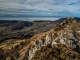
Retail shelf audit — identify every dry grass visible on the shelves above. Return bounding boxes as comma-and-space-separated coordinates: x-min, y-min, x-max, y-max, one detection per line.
31, 32, 47, 41
32, 44, 80, 60
0, 39, 25, 49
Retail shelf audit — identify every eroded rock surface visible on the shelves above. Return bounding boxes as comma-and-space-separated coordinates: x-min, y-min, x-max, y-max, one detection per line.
26, 18, 80, 60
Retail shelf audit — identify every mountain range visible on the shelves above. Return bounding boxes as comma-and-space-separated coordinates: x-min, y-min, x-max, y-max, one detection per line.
0, 18, 64, 43
0, 17, 80, 60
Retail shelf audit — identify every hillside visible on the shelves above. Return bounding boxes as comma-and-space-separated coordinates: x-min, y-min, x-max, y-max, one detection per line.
0, 19, 64, 43
23, 18, 80, 60
0, 17, 80, 60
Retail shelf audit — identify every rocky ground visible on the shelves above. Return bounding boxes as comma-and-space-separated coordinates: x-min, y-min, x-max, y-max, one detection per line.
25, 18, 80, 60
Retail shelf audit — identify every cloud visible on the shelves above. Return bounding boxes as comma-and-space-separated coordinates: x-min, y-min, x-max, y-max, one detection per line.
68, 3, 76, 5
0, 0, 80, 18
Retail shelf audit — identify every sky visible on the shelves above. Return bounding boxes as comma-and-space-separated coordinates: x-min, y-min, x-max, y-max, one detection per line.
0, 0, 80, 20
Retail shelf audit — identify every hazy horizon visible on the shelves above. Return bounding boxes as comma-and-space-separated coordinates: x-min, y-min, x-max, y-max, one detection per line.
0, 17, 60, 21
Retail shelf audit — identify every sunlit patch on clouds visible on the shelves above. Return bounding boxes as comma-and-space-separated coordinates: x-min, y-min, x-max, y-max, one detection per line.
0, 0, 80, 20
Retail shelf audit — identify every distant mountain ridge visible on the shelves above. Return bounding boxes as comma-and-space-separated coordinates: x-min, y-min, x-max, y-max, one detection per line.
0, 17, 80, 43
0, 17, 79, 27
0, 18, 65, 43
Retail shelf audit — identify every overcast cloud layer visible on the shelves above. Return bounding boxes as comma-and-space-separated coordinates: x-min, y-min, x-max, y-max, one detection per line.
0, 0, 80, 18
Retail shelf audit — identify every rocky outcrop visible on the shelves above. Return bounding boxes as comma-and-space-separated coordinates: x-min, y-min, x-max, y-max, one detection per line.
28, 35, 52, 60
26, 18, 80, 60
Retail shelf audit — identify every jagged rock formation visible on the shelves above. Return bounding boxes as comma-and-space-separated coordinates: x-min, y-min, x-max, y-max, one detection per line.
24, 18, 80, 60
